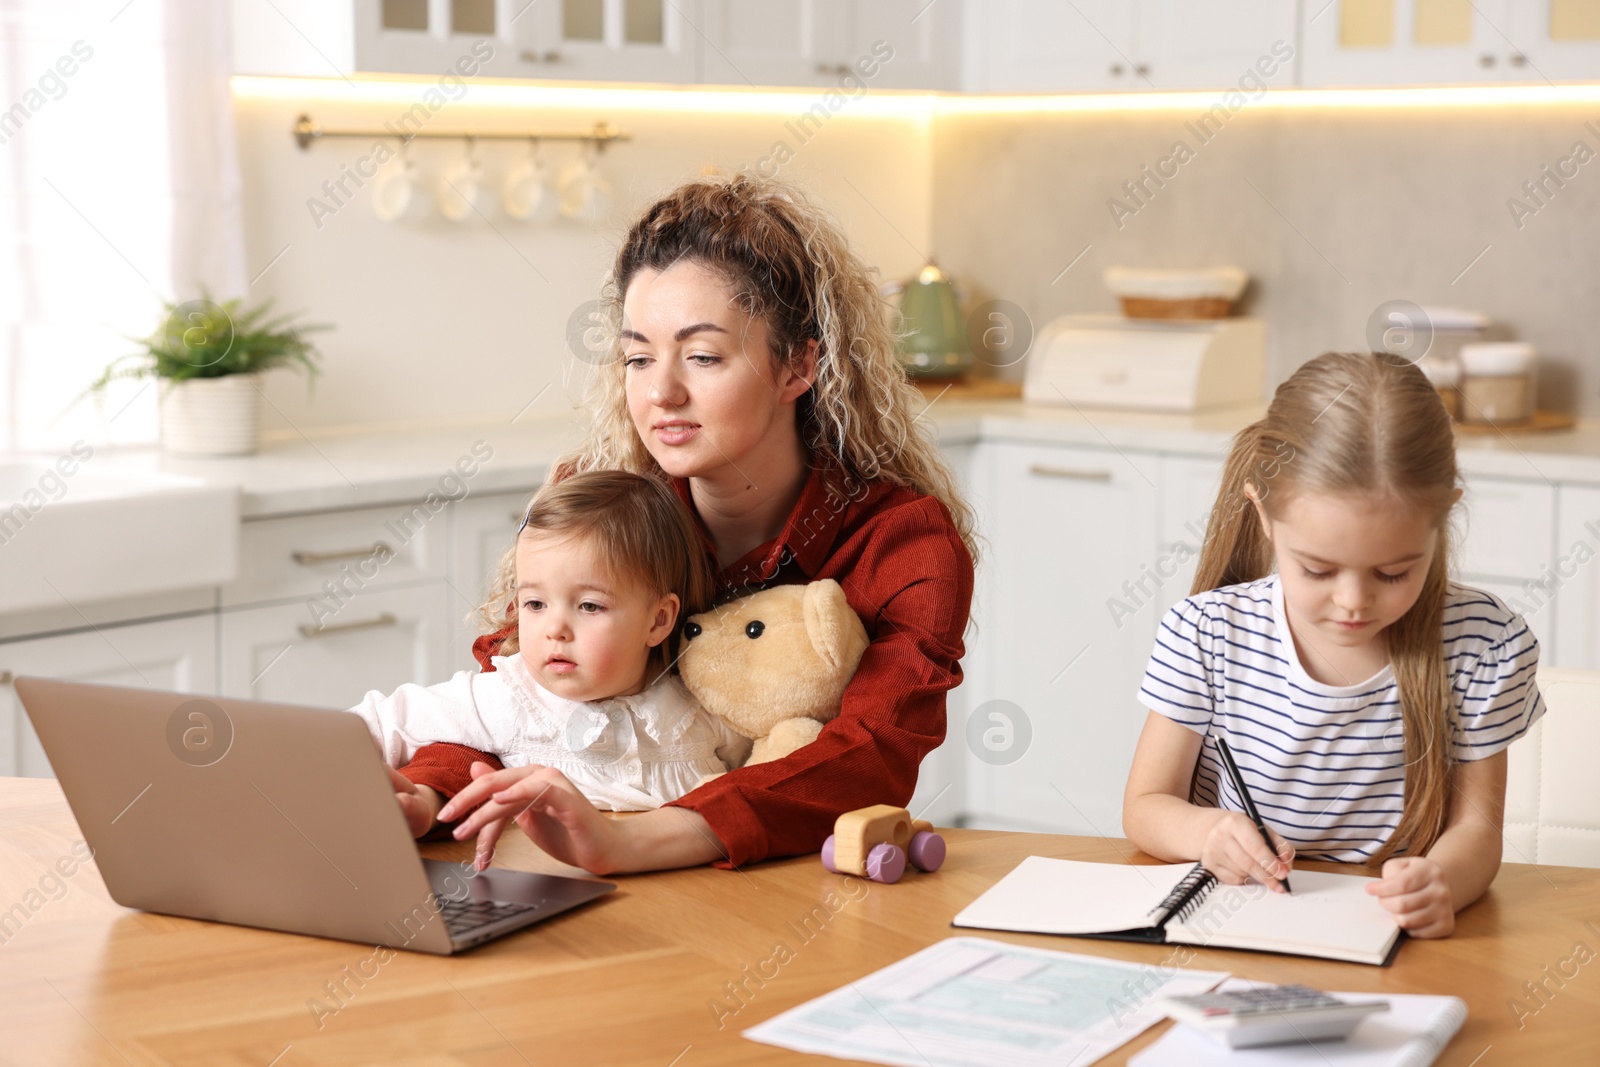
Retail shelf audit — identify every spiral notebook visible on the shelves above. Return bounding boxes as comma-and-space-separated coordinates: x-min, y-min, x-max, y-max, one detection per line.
951, 857, 1405, 966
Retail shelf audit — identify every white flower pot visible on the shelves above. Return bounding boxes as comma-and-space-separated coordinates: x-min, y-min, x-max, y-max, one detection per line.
159, 374, 262, 456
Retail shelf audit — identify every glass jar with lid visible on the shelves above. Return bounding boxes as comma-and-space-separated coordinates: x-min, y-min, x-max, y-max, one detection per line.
1458, 343, 1536, 426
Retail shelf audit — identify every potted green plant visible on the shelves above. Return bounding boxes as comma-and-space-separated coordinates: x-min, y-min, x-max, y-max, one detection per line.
90, 294, 327, 456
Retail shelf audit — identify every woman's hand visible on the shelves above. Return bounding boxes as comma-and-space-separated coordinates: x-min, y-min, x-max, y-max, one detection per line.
1366, 856, 1455, 938
438, 762, 627, 875
1200, 811, 1295, 892
386, 767, 443, 839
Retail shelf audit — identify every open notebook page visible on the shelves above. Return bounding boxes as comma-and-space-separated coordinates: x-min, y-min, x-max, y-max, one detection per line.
1167, 869, 1401, 963
952, 857, 1200, 935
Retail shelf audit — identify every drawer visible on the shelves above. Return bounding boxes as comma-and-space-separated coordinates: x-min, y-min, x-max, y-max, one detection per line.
1459, 477, 1556, 581
223, 503, 447, 607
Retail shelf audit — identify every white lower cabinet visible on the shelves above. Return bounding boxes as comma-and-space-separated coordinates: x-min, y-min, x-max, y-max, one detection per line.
962, 440, 1159, 836
220, 583, 449, 710
1554, 485, 1600, 671
906, 443, 975, 829
448, 488, 539, 674
0, 614, 218, 778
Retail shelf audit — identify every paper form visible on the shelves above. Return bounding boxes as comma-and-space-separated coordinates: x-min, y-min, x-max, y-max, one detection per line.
744, 936, 1229, 1067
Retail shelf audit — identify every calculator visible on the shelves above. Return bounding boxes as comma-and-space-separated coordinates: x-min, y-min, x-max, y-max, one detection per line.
1159, 984, 1390, 1049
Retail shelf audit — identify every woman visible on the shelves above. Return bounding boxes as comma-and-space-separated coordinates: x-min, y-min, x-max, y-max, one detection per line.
391, 173, 977, 875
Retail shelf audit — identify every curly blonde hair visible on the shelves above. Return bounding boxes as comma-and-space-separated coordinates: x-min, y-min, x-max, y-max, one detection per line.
478, 171, 977, 639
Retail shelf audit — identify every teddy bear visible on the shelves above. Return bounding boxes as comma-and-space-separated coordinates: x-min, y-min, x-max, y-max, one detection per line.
678, 578, 870, 775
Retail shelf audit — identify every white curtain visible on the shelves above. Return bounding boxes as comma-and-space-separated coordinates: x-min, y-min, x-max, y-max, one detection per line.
0, 0, 246, 452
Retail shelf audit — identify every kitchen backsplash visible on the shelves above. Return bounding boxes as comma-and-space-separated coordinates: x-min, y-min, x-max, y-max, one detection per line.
235, 88, 1600, 432
233, 89, 931, 436
933, 101, 1600, 416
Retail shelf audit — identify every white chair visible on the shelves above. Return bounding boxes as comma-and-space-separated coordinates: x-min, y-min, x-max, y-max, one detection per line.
1503, 667, 1600, 868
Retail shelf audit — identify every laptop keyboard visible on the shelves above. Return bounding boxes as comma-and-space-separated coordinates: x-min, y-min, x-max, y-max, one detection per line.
440, 897, 541, 938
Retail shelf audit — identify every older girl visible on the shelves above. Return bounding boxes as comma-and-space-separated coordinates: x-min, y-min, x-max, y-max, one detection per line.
1124, 352, 1543, 938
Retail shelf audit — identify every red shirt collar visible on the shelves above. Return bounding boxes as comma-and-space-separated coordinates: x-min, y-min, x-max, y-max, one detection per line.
671, 458, 855, 592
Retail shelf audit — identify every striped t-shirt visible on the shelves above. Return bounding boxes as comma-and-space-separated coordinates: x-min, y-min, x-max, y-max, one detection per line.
1138, 575, 1544, 863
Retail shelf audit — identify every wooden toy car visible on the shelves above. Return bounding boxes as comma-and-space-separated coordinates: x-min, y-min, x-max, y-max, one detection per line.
820, 804, 946, 883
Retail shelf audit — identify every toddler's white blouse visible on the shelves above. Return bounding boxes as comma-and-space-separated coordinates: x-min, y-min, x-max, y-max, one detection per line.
349, 654, 751, 811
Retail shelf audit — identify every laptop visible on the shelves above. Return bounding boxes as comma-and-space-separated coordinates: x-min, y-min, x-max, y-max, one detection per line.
15, 677, 616, 954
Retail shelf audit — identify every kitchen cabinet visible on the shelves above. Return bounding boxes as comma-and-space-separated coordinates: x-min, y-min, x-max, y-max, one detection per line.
1457, 472, 1560, 661
960, 0, 1297, 92
905, 442, 976, 829
1302, 0, 1600, 86
698, 0, 958, 90
1510, 0, 1600, 82
234, 0, 953, 87
961, 440, 1159, 836
448, 487, 540, 673
0, 615, 217, 778
503, 0, 698, 83
220, 583, 449, 709
1554, 484, 1600, 671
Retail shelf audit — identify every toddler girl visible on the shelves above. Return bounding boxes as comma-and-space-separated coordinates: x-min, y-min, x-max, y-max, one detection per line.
352, 470, 749, 826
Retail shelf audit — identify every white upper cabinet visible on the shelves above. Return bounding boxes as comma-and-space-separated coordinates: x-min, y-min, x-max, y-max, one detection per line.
963, 0, 1137, 92
509, 0, 698, 83
1303, 0, 1600, 86
237, 1, 1598, 89
1507, 0, 1600, 82
696, 0, 957, 89
236, 0, 953, 87
696, 0, 848, 88
1135, 0, 1299, 90
962, 0, 1298, 92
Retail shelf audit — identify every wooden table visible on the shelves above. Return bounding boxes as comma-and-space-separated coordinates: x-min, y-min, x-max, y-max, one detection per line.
3, 777, 1597, 1066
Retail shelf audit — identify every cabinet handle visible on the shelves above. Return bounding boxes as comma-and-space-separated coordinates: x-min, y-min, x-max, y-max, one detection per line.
1479, 53, 1496, 67
1028, 464, 1112, 483
298, 613, 399, 639
0, 670, 11, 685
1109, 62, 1124, 76
291, 543, 391, 566
1134, 63, 1149, 76
815, 62, 852, 76
519, 49, 562, 63
1510, 53, 1526, 67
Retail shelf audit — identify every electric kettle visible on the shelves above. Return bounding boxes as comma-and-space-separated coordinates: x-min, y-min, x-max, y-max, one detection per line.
884, 260, 970, 380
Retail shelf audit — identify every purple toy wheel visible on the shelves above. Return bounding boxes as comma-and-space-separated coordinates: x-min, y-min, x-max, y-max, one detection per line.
908, 831, 946, 872
866, 842, 906, 884
820, 834, 838, 872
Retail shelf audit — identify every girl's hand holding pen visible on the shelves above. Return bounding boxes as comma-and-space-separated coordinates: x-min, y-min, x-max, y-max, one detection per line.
1201, 810, 1296, 892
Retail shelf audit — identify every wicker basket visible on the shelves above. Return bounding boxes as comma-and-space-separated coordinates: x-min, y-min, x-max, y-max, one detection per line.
1118, 295, 1235, 320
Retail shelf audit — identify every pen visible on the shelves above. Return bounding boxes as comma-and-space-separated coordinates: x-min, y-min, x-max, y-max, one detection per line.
1214, 736, 1292, 895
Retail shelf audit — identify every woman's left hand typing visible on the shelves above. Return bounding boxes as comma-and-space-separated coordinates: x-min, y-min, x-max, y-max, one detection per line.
1365, 856, 1455, 938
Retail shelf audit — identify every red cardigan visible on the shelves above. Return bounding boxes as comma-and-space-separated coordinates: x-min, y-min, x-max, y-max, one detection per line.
400, 459, 975, 868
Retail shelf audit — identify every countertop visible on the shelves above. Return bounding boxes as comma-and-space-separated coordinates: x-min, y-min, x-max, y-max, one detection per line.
55, 400, 1600, 520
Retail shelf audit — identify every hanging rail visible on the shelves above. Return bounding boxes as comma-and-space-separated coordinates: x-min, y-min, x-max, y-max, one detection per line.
292, 114, 630, 151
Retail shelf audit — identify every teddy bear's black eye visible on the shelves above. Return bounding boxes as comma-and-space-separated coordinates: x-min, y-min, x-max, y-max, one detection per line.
683, 622, 702, 639
745, 620, 765, 639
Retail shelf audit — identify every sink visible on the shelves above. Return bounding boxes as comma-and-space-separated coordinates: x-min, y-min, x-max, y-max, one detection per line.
0, 457, 238, 616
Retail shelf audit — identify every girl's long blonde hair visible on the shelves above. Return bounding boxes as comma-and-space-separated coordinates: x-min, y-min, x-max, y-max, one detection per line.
479, 171, 977, 636
1193, 352, 1460, 865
